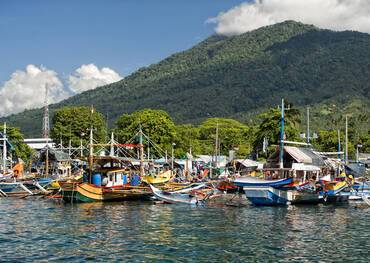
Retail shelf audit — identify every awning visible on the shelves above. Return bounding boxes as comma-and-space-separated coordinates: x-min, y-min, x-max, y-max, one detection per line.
284, 146, 312, 163
292, 163, 321, 171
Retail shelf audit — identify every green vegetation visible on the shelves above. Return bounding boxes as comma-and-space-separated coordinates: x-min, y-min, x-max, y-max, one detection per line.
0, 124, 34, 166
0, 21, 369, 157
50, 106, 107, 147
114, 109, 177, 153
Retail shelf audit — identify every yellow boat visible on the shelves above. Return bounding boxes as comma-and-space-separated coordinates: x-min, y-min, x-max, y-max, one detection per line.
324, 180, 348, 194
142, 170, 173, 184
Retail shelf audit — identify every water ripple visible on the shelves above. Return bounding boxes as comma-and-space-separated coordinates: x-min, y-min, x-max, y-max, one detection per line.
0, 198, 369, 262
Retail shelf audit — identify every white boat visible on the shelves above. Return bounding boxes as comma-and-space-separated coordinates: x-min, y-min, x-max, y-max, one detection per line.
149, 184, 206, 205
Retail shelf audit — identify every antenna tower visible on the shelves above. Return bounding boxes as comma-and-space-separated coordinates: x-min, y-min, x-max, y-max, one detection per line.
42, 84, 50, 138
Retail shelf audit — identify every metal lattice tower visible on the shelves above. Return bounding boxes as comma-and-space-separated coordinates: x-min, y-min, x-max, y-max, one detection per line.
42, 84, 50, 138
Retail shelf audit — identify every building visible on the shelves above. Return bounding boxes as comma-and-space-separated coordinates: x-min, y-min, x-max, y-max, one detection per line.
24, 138, 55, 150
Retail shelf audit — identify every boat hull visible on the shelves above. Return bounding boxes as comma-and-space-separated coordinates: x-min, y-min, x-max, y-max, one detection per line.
142, 170, 172, 184
243, 187, 288, 206
0, 182, 19, 193
61, 182, 152, 203
149, 184, 203, 205
234, 177, 293, 188
243, 187, 322, 206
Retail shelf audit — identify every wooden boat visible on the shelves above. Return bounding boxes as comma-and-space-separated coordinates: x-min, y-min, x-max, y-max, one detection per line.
61, 182, 151, 203
242, 186, 289, 206
142, 170, 172, 184
60, 168, 152, 203
243, 186, 322, 206
0, 182, 19, 193
321, 181, 349, 202
149, 184, 208, 205
0, 181, 42, 197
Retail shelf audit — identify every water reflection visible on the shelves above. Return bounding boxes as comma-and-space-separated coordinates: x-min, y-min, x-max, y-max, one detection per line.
0, 198, 369, 262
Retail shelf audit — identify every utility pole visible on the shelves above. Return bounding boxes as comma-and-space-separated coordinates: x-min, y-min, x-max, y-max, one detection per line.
306, 107, 310, 144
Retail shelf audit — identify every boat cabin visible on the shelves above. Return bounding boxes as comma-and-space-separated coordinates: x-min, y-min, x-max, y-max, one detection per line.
39, 148, 72, 178
264, 146, 325, 181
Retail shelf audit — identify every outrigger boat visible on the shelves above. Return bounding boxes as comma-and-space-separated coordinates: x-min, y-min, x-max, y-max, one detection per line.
149, 184, 209, 205
60, 127, 173, 203
60, 157, 152, 203
142, 170, 172, 184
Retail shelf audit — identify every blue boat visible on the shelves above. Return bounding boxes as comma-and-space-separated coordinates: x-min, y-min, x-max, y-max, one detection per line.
243, 186, 289, 206
0, 182, 19, 193
233, 177, 293, 188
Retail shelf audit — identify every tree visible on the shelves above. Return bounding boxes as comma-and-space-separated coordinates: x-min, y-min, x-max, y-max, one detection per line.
174, 124, 201, 157
51, 107, 107, 147
114, 109, 176, 153
0, 124, 34, 166
253, 105, 301, 156
198, 118, 251, 157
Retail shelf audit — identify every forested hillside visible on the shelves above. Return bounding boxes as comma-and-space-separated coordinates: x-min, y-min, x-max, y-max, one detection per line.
2, 21, 369, 137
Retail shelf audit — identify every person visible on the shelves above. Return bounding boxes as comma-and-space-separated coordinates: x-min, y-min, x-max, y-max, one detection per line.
272, 171, 279, 180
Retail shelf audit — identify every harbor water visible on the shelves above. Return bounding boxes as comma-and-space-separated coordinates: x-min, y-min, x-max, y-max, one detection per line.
0, 198, 369, 262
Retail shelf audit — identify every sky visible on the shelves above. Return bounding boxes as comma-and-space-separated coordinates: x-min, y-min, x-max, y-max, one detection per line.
0, 0, 369, 117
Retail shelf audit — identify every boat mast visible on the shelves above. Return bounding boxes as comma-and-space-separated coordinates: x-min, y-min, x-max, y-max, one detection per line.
139, 127, 145, 177
88, 106, 94, 183
279, 99, 285, 169
89, 125, 93, 183
45, 141, 49, 178
3, 123, 7, 175
147, 135, 150, 161
215, 122, 219, 169
345, 115, 348, 165
42, 85, 50, 178
110, 132, 114, 157
337, 130, 341, 160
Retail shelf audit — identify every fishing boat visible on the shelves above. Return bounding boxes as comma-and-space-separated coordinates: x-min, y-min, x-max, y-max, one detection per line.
142, 170, 172, 184
61, 128, 166, 203
233, 176, 293, 188
321, 180, 350, 202
61, 163, 152, 203
242, 186, 289, 206
149, 184, 208, 205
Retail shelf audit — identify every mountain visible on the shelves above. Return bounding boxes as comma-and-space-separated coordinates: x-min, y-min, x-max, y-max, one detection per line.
2, 21, 370, 137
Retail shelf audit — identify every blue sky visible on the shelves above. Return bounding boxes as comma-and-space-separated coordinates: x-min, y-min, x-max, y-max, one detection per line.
0, 0, 246, 83
1, 0, 365, 116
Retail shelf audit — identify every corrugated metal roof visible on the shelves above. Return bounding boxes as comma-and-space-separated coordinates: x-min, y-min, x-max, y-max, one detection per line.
284, 146, 325, 166
284, 146, 312, 163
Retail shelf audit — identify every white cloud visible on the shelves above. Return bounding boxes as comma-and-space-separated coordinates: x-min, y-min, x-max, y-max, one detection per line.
68, 64, 122, 93
0, 64, 122, 117
209, 0, 370, 36
0, 65, 69, 117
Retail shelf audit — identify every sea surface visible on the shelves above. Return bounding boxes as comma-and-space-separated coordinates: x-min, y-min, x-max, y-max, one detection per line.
0, 197, 369, 262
